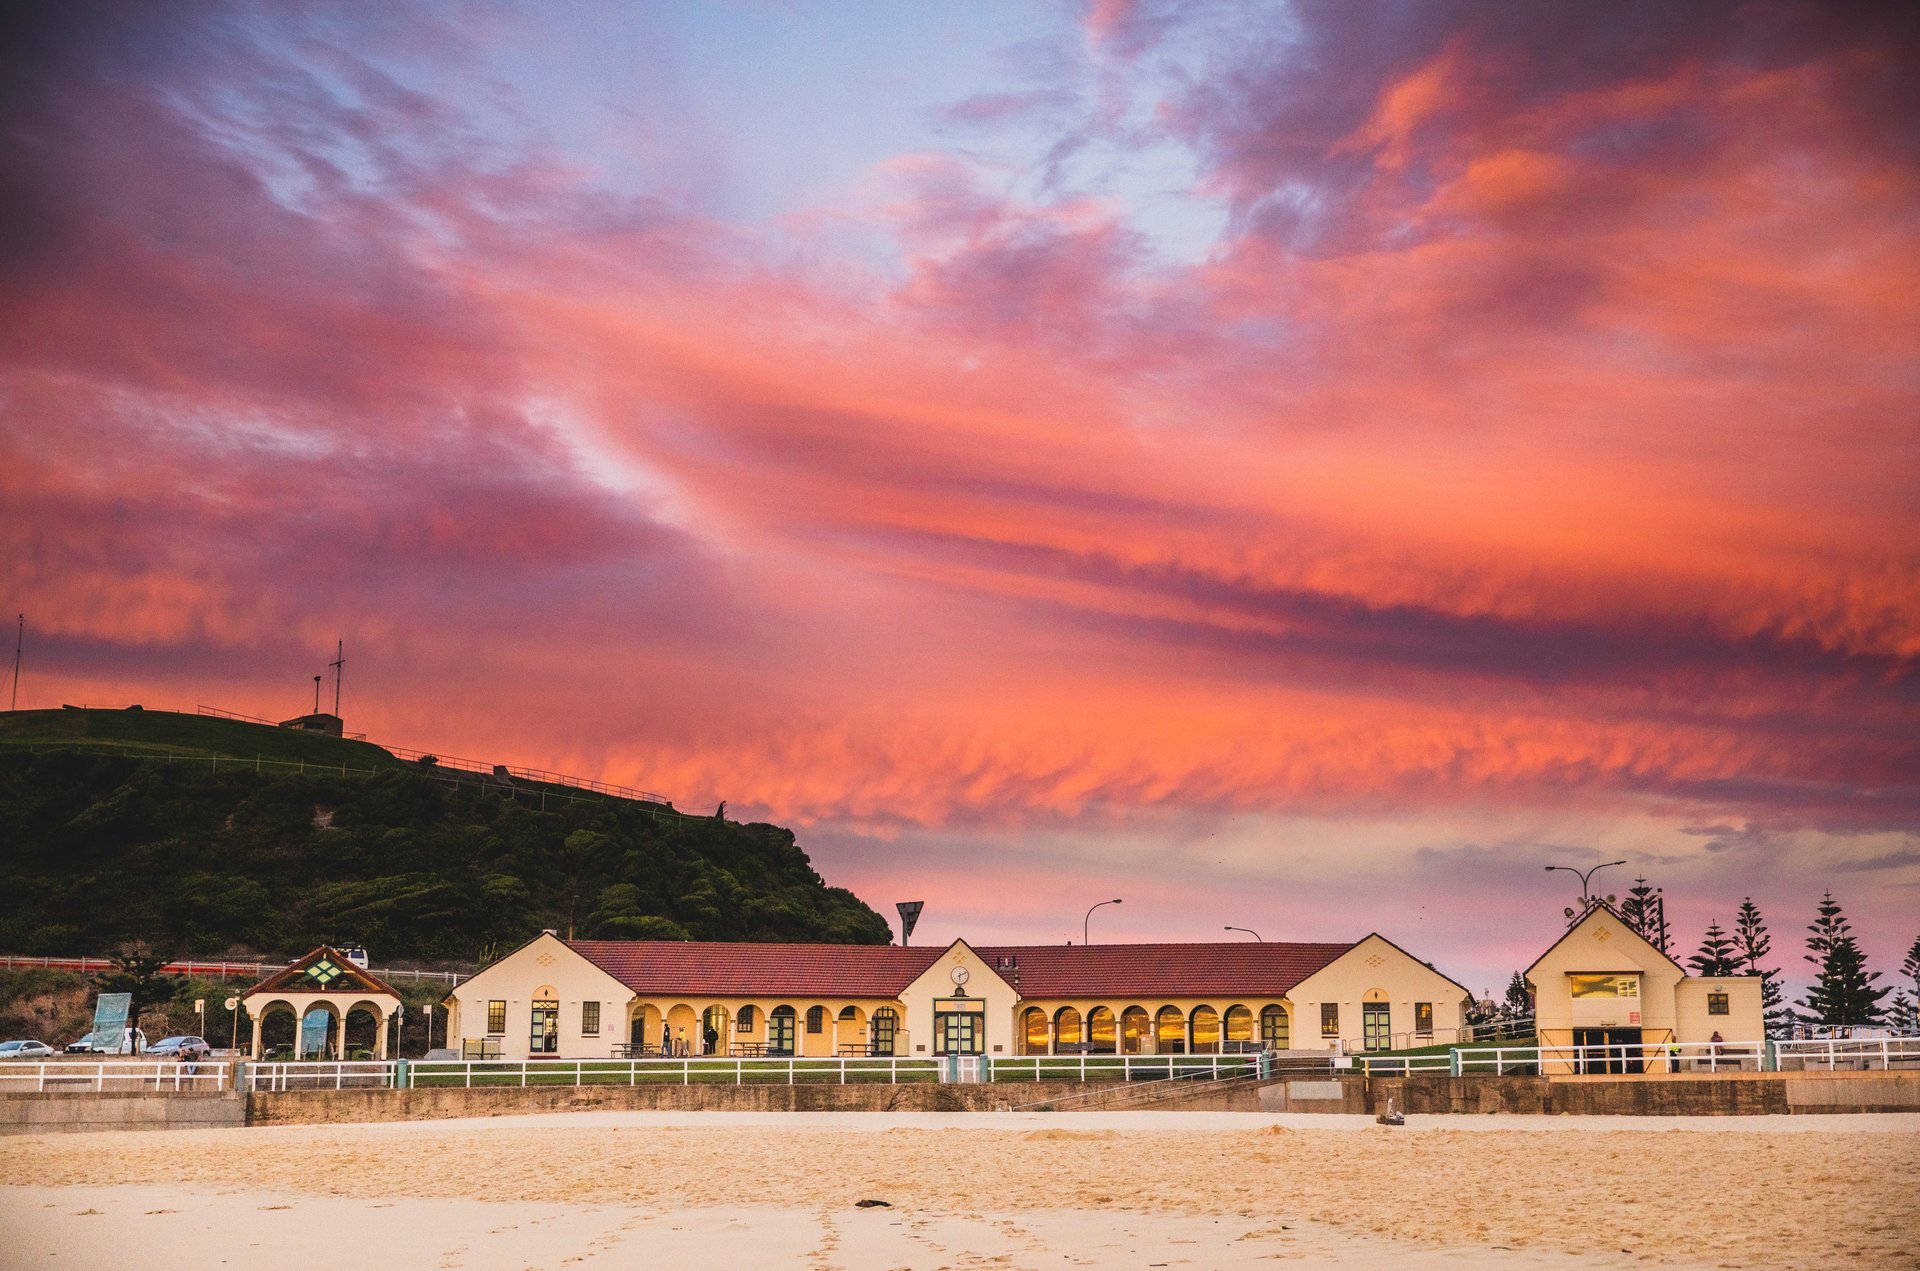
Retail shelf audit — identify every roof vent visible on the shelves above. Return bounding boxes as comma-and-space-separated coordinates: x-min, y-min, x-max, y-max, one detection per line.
541, 928, 557, 936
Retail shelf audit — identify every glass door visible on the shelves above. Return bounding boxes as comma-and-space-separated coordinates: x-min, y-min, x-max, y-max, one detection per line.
935, 1011, 981, 1055
1362, 1003, 1391, 1052
530, 1000, 559, 1054
767, 1006, 796, 1055
870, 1008, 897, 1056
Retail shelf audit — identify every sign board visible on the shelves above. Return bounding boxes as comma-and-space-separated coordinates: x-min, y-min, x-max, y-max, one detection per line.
299, 1009, 330, 1058
895, 901, 924, 946
91, 993, 131, 1052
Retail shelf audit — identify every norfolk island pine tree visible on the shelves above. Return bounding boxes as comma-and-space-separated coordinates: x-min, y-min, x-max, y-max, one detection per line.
1798, 891, 1890, 1027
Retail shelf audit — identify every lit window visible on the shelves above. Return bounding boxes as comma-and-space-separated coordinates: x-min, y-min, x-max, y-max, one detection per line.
1707, 991, 1729, 1016
582, 1001, 600, 1035
1570, 974, 1639, 998
486, 1000, 506, 1034
1415, 1002, 1434, 1035
806, 1006, 826, 1034
1321, 1003, 1340, 1037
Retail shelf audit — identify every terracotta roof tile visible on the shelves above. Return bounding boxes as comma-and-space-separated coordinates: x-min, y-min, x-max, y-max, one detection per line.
564, 939, 1353, 1000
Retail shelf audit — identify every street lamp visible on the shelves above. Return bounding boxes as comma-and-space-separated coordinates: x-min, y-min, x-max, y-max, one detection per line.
1545, 860, 1627, 906
1083, 898, 1122, 945
1223, 926, 1263, 941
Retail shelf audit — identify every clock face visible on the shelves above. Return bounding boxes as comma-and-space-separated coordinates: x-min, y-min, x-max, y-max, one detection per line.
950, 965, 970, 985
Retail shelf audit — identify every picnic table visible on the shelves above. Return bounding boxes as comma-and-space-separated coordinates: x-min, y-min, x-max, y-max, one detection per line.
728, 1043, 770, 1057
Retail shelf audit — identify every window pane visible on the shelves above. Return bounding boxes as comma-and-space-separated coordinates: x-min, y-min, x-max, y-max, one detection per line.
582, 1001, 600, 1035
1708, 991, 1729, 1016
807, 1006, 825, 1033
1570, 974, 1639, 998
1321, 1003, 1340, 1036
1414, 1002, 1433, 1034
487, 1001, 505, 1034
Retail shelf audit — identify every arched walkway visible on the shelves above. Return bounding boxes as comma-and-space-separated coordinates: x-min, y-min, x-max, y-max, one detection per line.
1155, 1006, 1185, 1054
1190, 1005, 1221, 1054
1054, 1006, 1084, 1050
1120, 1006, 1150, 1054
1087, 1006, 1116, 1054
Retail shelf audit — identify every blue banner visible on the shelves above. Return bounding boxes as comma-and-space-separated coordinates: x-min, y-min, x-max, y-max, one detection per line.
91, 992, 131, 1053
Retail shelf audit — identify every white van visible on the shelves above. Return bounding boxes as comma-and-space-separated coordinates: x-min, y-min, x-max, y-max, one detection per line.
65, 1027, 149, 1055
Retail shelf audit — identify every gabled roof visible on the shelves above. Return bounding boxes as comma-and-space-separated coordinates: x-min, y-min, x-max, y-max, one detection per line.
565, 938, 1354, 999
241, 945, 401, 999
1524, 899, 1688, 980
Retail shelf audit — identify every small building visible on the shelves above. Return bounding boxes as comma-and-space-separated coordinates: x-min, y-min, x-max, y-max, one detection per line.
1526, 901, 1764, 1073
443, 931, 1470, 1061
240, 945, 403, 1060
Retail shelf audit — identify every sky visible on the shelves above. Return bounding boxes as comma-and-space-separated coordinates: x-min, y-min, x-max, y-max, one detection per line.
2, 0, 1916, 999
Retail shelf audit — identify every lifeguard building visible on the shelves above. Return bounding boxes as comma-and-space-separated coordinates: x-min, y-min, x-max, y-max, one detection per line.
1526, 901, 1764, 1072
444, 931, 1470, 1061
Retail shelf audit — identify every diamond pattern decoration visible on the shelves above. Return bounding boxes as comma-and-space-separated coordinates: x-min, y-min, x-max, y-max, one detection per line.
1593, 926, 1611, 942
1365, 954, 1385, 968
306, 958, 342, 986
536, 952, 556, 968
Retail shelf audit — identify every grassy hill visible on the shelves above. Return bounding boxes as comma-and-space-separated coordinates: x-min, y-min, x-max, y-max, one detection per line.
0, 708, 893, 961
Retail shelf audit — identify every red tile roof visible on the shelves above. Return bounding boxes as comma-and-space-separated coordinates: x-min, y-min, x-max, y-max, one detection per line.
565, 939, 1354, 1000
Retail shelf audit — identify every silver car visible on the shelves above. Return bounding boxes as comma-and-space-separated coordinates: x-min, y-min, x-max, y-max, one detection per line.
0, 1040, 54, 1059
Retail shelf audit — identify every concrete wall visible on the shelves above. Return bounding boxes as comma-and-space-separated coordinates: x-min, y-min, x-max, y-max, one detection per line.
1367, 1071, 1920, 1116
248, 1080, 1109, 1125
0, 1092, 246, 1135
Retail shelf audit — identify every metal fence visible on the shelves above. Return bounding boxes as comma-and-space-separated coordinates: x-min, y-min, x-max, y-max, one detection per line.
1774, 1037, 1920, 1071
0, 1060, 229, 1092
1355, 1037, 1920, 1076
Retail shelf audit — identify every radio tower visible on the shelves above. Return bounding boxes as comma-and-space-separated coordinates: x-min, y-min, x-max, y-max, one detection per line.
9, 614, 20, 712
329, 640, 345, 717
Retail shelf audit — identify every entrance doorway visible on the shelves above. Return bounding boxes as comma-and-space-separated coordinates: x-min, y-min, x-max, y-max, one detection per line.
871, 1008, 897, 1056
530, 1000, 559, 1054
935, 1011, 981, 1055
768, 1006, 796, 1056
1572, 1027, 1643, 1074
1362, 1003, 1392, 1052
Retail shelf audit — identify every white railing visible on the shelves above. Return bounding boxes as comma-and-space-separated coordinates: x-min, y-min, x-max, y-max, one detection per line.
1774, 1037, 1920, 1071
240, 1052, 1264, 1092
0, 953, 466, 985
1359, 1040, 1770, 1077
0, 1060, 229, 1092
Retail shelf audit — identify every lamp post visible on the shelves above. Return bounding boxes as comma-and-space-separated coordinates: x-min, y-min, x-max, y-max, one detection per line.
1083, 898, 1122, 945
1545, 860, 1627, 905
1223, 926, 1263, 941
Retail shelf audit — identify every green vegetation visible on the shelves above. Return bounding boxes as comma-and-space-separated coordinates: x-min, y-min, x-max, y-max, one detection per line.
0, 709, 893, 963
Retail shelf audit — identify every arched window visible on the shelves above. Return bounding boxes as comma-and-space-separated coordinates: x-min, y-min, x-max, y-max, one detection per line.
1055, 1006, 1083, 1048
1022, 1007, 1049, 1054
838, 1005, 859, 1021
768, 1005, 796, 1055
1224, 1005, 1254, 1046
1260, 1004, 1289, 1050
1155, 1006, 1186, 1053
1190, 1005, 1221, 1053
1087, 1006, 1116, 1053
1120, 1006, 1150, 1055
736, 1005, 755, 1033
871, 1007, 898, 1056
806, 1005, 826, 1034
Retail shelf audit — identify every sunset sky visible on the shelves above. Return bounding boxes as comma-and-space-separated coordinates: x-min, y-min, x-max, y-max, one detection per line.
3, 1, 1916, 996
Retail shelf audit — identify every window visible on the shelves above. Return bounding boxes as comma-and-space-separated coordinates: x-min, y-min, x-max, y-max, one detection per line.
871, 1007, 898, 1056
1569, 974, 1639, 998
1321, 1003, 1340, 1037
581, 1001, 600, 1035
806, 1005, 826, 1034
736, 1005, 755, 1032
838, 1006, 859, 1021
1708, 990, 1730, 1016
1415, 1002, 1434, 1036
486, 1000, 506, 1034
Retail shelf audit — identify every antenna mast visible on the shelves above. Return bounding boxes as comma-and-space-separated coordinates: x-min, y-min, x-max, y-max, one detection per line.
9, 614, 20, 711
329, 640, 345, 717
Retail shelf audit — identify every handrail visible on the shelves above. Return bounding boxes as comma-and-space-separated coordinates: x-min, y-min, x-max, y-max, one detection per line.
0, 1060, 229, 1092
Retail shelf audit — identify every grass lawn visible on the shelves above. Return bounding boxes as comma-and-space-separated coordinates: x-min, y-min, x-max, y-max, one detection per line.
0, 707, 407, 769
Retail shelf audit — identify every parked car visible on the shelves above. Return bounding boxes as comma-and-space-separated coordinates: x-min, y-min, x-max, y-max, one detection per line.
0, 1040, 55, 1059
147, 1035, 212, 1060
65, 1027, 149, 1055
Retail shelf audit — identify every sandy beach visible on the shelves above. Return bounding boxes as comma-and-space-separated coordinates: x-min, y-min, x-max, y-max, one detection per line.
3, 1111, 1915, 1269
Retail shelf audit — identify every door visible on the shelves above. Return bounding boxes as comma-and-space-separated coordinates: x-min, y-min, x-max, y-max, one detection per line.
1362, 1003, 1392, 1052
935, 1011, 981, 1055
768, 1006, 796, 1056
530, 1000, 559, 1055
870, 1008, 897, 1056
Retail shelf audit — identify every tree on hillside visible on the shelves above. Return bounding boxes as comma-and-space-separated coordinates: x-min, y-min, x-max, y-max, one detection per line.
1688, 920, 1738, 977
97, 943, 182, 1048
1620, 877, 1670, 954
1798, 891, 1889, 1026
1734, 898, 1789, 1038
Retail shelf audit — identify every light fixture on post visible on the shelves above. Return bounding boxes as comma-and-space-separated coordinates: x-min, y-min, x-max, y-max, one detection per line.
1083, 898, 1122, 945
1544, 860, 1627, 908
1224, 926, 1263, 941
